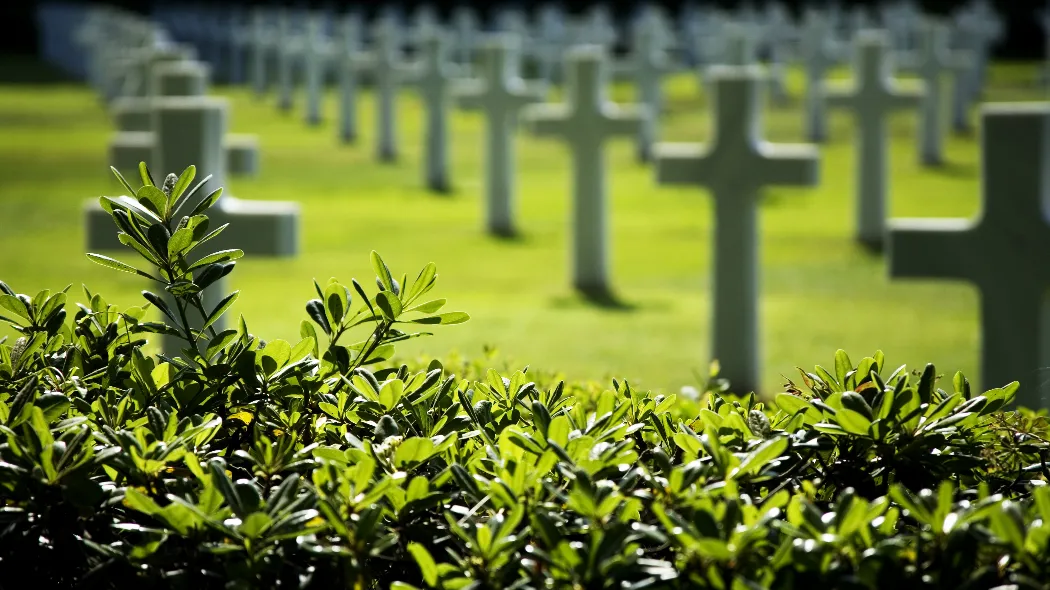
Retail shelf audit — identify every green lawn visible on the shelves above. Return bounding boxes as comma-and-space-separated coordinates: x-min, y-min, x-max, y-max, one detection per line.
1, 59, 1046, 395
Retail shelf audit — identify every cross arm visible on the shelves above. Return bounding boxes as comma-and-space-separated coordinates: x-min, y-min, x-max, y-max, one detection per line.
756, 142, 820, 187
215, 197, 300, 257
600, 104, 648, 138
891, 82, 925, 110
888, 218, 977, 281
653, 143, 715, 186
510, 81, 548, 108
522, 104, 568, 137
823, 80, 855, 109
452, 78, 486, 111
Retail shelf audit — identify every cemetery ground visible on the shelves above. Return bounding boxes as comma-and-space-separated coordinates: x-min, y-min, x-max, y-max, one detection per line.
1, 59, 1044, 395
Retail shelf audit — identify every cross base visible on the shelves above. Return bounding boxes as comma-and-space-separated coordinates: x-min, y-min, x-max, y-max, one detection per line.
85, 196, 298, 256
109, 133, 260, 177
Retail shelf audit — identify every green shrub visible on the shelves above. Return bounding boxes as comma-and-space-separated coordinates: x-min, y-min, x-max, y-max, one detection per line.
1, 165, 1049, 589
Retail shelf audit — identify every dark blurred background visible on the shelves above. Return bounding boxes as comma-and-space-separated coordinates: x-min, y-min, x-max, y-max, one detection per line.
0, 1, 1043, 62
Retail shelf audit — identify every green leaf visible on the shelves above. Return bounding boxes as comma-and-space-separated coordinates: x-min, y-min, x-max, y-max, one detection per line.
408, 542, 439, 586
406, 312, 470, 325
371, 251, 395, 292
110, 166, 138, 195
85, 253, 157, 281
324, 282, 348, 325
136, 185, 168, 217
406, 298, 446, 314
735, 436, 789, 477
168, 227, 194, 259
0, 294, 31, 321
375, 291, 402, 320
138, 161, 156, 187
775, 393, 822, 424
188, 249, 243, 271
189, 187, 223, 217
170, 165, 196, 207
123, 487, 162, 515
202, 291, 239, 333
379, 380, 405, 410
834, 349, 852, 386
394, 437, 435, 467
836, 409, 872, 436
239, 512, 273, 539
405, 262, 437, 304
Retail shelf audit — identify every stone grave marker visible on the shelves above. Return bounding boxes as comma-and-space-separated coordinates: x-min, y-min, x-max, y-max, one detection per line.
303, 12, 332, 126
535, 4, 569, 83
366, 17, 408, 162
615, 17, 671, 162
337, 13, 365, 144
87, 94, 299, 355
249, 8, 271, 97
109, 43, 197, 131
955, 0, 1003, 101
405, 32, 461, 192
889, 103, 1050, 409
455, 35, 546, 236
800, 9, 841, 142
826, 31, 923, 251
275, 10, 301, 112
763, 2, 797, 104
654, 65, 819, 394
109, 60, 260, 188
451, 6, 479, 69
524, 46, 646, 295
914, 19, 968, 166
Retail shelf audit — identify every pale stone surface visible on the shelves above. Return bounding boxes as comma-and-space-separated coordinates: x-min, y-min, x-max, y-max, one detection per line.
654, 65, 819, 394
524, 46, 646, 294
914, 20, 968, 166
451, 6, 479, 69
337, 13, 364, 144
889, 103, 1050, 409
800, 10, 841, 143
249, 8, 271, 97
303, 12, 331, 126
87, 96, 299, 355
826, 31, 923, 251
615, 18, 671, 162
763, 2, 796, 104
109, 61, 261, 178
275, 10, 299, 112
455, 35, 546, 236
368, 18, 406, 162
405, 32, 461, 192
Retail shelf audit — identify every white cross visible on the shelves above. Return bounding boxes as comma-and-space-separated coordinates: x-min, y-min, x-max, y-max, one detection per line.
826, 31, 922, 251
451, 6, 479, 69
366, 18, 407, 162
654, 65, 819, 394
915, 19, 968, 166
889, 104, 1050, 409
302, 12, 332, 126
524, 46, 646, 295
615, 17, 671, 162
336, 13, 364, 144
763, 2, 797, 104
275, 10, 300, 112
455, 35, 545, 236
405, 32, 462, 192
87, 94, 299, 356
249, 8, 271, 97
800, 9, 842, 143
108, 60, 259, 179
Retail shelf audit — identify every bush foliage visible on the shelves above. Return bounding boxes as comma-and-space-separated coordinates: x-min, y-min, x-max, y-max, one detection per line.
2, 165, 1050, 589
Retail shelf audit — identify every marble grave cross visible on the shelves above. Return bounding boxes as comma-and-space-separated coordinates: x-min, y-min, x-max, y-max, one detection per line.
275, 10, 301, 112
654, 65, 819, 394
617, 18, 671, 162
405, 32, 461, 192
369, 18, 407, 162
889, 104, 1050, 409
800, 10, 841, 143
249, 8, 271, 97
337, 13, 364, 144
303, 12, 332, 126
87, 94, 299, 355
826, 31, 923, 251
108, 60, 259, 179
915, 19, 968, 166
524, 46, 646, 295
455, 35, 545, 236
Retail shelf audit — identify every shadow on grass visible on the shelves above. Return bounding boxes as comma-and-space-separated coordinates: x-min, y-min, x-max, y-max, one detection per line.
550, 287, 639, 312
926, 161, 979, 179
